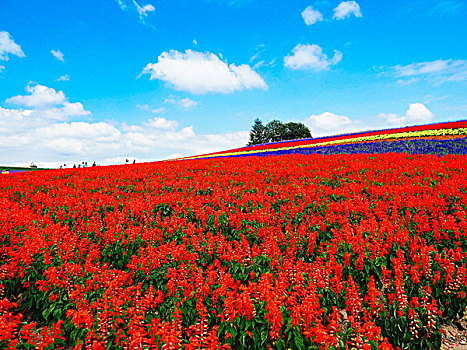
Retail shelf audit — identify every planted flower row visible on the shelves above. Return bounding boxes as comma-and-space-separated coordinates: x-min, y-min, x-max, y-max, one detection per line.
181, 121, 467, 160
208, 138, 467, 159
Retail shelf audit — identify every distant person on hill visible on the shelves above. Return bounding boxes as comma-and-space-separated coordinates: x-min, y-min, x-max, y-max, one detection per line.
92, 162, 96, 167
133, 159, 136, 164
73, 164, 76, 168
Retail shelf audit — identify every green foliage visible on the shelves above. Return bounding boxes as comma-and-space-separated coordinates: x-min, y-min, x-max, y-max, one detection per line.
247, 119, 312, 145
247, 118, 268, 146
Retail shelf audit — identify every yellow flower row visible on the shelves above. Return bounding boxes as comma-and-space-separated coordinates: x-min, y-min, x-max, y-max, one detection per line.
180, 127, 467, 160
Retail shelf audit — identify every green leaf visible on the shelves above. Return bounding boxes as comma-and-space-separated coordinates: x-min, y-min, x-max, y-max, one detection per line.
261, 330, 268, 345
241, 334, 247, 347
294, 332, 305, 350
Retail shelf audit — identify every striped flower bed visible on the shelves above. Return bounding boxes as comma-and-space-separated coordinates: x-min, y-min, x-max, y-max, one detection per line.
181, 120, 467, 160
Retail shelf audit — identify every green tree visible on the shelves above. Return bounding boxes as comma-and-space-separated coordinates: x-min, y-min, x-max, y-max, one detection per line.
265, 120, 287, 142
284, 122, 312, 140
247, 118, 267, 146
247, 119, 312, 145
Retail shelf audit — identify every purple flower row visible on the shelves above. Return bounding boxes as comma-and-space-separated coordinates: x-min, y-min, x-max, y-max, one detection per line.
208, 138, 467, 159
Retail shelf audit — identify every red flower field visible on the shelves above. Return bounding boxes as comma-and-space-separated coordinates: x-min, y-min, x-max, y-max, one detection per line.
1, 153, 466, 349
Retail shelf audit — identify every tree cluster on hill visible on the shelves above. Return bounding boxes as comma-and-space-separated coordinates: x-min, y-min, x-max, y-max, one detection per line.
247, 118, 312, 146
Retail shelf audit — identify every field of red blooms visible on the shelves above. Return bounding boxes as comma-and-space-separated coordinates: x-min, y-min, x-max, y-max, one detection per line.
1, 153, 467, 349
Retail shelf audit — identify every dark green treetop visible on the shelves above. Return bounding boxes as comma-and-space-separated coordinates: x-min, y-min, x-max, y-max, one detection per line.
247, 118, 312, 145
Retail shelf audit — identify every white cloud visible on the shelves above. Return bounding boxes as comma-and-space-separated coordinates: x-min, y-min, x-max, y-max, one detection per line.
115, 0, 128, 10
179, 97, 197, 109
141, 49, 267, 94
0, 106, 33, 137
198, 131, 249, 152
193, 39, 198, 45
378, 103, 434, 125
39, 122, 121, 141
0, 84, 249, 167
164, 96, 198, 110
134, 1, 155, 18
6, 83, 66, 108
249, 52, 261, 63
304, 112, 363, 137
36, 102, 90, 120
3, 83, 90, 123
51, 49, 64, 62
302, 6, 323, 25
0, 65, 4, 73
0, 98, 92, 154
166, 153, 184, 160
0, 31, 25, 61
136, 104, 150, 110
114, 0, 155, 21
284, 44, 342, 71
249, 45, 266, 65
137, 104, 167, 113
392, 59, 467, 84
146, 117, 178, 129
304, 104, 436, 138
333, 1, 362, 19
252, 60, 265, 69
56, 74, 70, 81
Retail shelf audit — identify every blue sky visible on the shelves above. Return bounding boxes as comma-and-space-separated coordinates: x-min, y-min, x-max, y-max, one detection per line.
0, 0, 466, 167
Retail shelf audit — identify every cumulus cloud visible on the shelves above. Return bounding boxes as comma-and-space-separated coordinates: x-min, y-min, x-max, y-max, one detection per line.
302, 6, 323, 25
4, 83, 90, 123
36, 102, 90, 120
146, 117, 178, 129
284, 44, 342, 71
0, 88, 93, 159
141, 49, 267, 94
166, 153, 184, 160
304, 112, 363, 137
39, 122, 121, 141
304, 103, 437, 138
40, 122, 122, 156
378, 103, 434, 125
391, 59, 467, 84
0, 31, 25, 61
51, 49, 64, 62
0, 84, 249, 167
6, 83, 66, 108
333, 1, 362, 19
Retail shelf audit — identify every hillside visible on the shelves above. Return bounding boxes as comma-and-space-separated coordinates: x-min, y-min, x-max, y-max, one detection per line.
182, 120, 467, 160
0, 122, 466, 349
